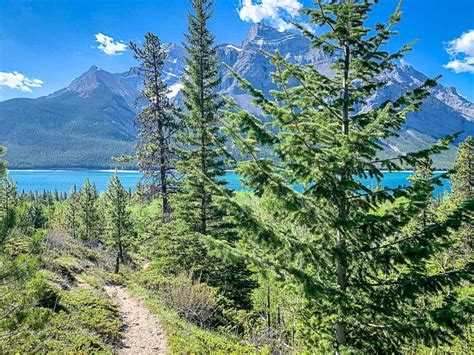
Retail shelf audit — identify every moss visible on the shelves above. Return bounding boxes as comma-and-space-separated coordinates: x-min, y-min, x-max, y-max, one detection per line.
35, 280, 62, 310
76, 273, 101, 289
60, 287, 121, 340
3, 286, 121, 353
49, 255, 84, 281
39, 314, 114, 353
39, 269, 63, 286
95, 268, 127, 285
76, 245, 101, 262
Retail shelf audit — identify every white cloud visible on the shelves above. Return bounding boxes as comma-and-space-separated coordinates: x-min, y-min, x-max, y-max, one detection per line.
0, 71, 44, 92
447, 30, 474, 57
95, 33, 127, 56
238, 0, 303, 32
444, 29, 474, 74
167, 83, 184, 99
445, 59, 474, 74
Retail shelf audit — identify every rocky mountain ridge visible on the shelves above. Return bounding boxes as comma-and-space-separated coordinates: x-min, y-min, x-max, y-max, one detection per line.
1, 23, 472, 168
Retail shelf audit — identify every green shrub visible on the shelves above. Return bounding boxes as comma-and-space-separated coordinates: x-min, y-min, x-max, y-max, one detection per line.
161, 272, 220, 327
60, 287, 121, 340
49, 255, 83, 281
129, 284, 258, 354
3, 286, 121, 353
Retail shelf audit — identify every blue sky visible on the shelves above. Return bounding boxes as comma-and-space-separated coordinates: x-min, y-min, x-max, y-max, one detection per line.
0, 0, 473, 101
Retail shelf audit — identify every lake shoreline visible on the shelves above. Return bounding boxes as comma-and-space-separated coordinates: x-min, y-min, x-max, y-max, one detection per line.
8, 170, 452, 195
9, 169, 449, 173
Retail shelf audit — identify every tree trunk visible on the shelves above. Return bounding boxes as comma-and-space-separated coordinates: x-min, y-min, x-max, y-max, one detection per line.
266, 285, 271, 331
72, 206, 76, 239
118, 240, 124, 263
114, 252, 120, 274
199, 41, 208, 236
158, 120, 170, 222
200, 125, 208, 235
335, 41, 351, 352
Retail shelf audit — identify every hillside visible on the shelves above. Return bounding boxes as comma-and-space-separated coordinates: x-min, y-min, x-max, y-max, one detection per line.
1, 24, 473, 169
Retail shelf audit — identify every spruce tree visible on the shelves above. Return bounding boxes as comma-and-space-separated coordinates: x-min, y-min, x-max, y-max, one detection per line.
0, 146, 5, 180
0, 180, 17, 243
0, 147, 15, 242
217, 0, 473, 351
0, 146, 45, 342
172, 0, 256, 308
130, 33, 180, 220
439, 136, 474, 256
177, 0, 228, 235
405, 158, 437, 230
77, 180, 100, 242
66, 185, 79, 239
451, 136, 473, 203
104, 173, 134, 273
22, 200, 47, 230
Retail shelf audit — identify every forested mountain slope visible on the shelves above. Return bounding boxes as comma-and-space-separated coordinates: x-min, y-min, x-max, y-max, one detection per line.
0, 68, 136, 168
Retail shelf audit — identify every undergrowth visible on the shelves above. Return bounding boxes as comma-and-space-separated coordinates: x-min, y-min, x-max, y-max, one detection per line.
0, 230, 122, 353
128, 282, 263, 354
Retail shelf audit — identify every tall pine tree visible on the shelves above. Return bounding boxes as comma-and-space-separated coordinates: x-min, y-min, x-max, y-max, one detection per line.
77, 180, 100, 242
130, 33, 180, 220
439, 136, 474, 256
173, 0, 256, 309
177, 0, 228, 235
405, 158, 437, 231
0, 147, 16, 243
0, 146, 45, 343
0, 146, 5, 180
216, 0, 473, 352
104, 173, 134, 273
452, 136, 473, 203
66, 185, 79, 239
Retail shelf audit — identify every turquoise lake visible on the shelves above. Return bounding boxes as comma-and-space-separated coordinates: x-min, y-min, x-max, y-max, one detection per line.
8, 170, 451, 196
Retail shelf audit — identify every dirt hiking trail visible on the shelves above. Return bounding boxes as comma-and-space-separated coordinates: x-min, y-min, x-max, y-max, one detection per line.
105, 285, 167, 354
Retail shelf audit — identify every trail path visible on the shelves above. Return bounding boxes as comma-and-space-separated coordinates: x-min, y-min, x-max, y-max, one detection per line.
105, 285, 167, 354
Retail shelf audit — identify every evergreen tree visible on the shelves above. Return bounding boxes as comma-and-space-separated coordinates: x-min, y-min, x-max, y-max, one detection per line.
0, 146, 5, 180
406, 158, 437, 230
66, 185, 79, 239
0, 177, 17, 243
20, 200, 47, 230
77, 180, 100, 242
130, 33, 180, 220
104, 173, 134, 273
53, 189, 60, 202
177, 0, 228, 235
0, 147, 15, 241
0, 179, 16, 218
451, 136, 473, 203
439, 136, 474, 256
217, 0, 473, 351
171, 0, 257, 309
0, 147, 46, 343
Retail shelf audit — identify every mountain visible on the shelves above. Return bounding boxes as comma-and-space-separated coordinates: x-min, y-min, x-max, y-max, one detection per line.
0, 66, 136, 168
1, 24, 473, 169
